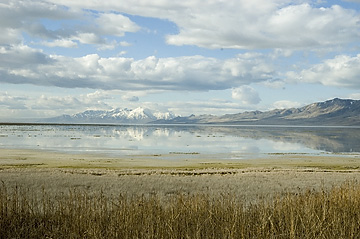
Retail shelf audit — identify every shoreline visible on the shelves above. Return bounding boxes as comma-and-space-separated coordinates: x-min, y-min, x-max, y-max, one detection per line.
1, 148, 360, 202
1, 148, 360, 170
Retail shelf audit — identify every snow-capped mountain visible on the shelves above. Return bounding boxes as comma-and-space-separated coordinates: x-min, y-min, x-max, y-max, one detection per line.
45, 107, 176, 124
43, 98, 360, 126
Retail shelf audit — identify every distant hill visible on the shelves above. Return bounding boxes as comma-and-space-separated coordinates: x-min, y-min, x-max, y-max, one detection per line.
152, 98, 360, 126
44, 98, 360, 126
44, 107, 176, 124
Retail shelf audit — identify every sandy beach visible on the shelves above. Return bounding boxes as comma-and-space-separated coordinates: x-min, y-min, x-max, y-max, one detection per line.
1, 148, 360, 202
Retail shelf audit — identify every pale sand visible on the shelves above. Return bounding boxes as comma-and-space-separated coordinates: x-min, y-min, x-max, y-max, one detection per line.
1, 149, 360, 202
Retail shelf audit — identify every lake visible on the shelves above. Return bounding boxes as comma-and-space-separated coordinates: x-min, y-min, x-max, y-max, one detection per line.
0, 124, 360, 159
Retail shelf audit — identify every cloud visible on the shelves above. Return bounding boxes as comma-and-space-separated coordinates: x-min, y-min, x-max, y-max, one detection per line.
84, 90, 112, 101
0, 91, 113, 117
172, 3, 360, 49
32, 95, 82, 110
40, 39, 78, 48
272, 100, 302, 109
231, 86, 261, 105
3, 0, 358, 51
122, 95, 139, 102
95, 13, 140, 37
0, 44, 53, 68
0, 28, 21, 45
74, 33, 104, 45
0, 0, 77, 44
1, 90, 250, 117
0, 46, 276, 91
0, 1, 140, 49
0, 92, 27, 109
286, 54, 360, 88
41, 0, 360, 50
119, 41, 132, 47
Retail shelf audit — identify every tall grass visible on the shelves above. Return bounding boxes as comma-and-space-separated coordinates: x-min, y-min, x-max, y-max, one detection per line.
1, 182, 360, 238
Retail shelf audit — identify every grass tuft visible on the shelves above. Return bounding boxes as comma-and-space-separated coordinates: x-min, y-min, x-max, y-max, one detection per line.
1, 182, 360, 238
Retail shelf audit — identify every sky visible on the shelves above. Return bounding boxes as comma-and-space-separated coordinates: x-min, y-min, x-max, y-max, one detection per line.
0, 0, 360, 121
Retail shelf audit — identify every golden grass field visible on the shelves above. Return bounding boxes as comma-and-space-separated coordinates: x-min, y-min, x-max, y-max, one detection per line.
1, 149, 360, 238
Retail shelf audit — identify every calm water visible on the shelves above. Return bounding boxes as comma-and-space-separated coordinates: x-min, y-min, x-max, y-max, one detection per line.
1, 124, 360, 159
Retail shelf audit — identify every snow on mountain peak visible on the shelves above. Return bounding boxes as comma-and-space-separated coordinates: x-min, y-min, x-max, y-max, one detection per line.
53, 107, 176, 123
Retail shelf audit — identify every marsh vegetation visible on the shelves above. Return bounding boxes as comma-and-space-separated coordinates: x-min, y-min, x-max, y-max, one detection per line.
1, 181, 360, 238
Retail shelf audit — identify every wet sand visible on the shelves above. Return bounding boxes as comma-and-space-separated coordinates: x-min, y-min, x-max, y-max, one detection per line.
1, 149, 360, 202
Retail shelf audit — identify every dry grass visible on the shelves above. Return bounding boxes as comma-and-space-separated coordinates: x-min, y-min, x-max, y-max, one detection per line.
1, 181, 360, 238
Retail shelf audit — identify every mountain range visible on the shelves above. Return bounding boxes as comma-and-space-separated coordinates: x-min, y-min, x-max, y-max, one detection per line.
154, 98, 360, 126
45, 107, 176, 124
45, 98, 360, 126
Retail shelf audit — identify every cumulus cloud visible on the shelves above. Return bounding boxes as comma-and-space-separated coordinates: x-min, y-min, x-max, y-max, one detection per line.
0, 45, 276, 91
231, 86, 261, 105
0, 0, 77, 45
172, 2, 360, 49
0, 28, 21, 45
0, 44, 52, 68
46, 0, 359, 50
0, 0, 140, 49
286, 54, 360, 88
95, 13, 140, 37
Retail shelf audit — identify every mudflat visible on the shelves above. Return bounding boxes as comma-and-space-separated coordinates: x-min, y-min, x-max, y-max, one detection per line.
1, 148, 360, 202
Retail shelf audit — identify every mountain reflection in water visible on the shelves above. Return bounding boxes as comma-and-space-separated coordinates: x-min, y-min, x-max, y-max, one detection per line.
0, 124, 359, 156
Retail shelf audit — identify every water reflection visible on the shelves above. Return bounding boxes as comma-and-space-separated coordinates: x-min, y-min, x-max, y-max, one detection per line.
0, 124, 359, 156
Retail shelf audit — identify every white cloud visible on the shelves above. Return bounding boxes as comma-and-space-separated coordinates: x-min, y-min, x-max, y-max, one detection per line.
232, 86, 261, 105
0, 0, 140, 50
0, 46, 276, 91
81, 90, 113, 105
273, 100, 302, 109
0, 28, 21, 45
119, 41, 131, 47
2, 0, 358, 52
118, 51, 127, 56
0, 90, 250, 117
96, 13, 140, 37
32, 95, 82, 110
42, 0, 360, 50
0, 92, 27, 109
166, 2, 360, 49
40, 39, 78, 48
0, 0, 78, 45
262, 79, 286, 89
74, 33, 104, 45
0, 91, 113, 117
286, 54, 360, 88
0, 44, 52, 68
